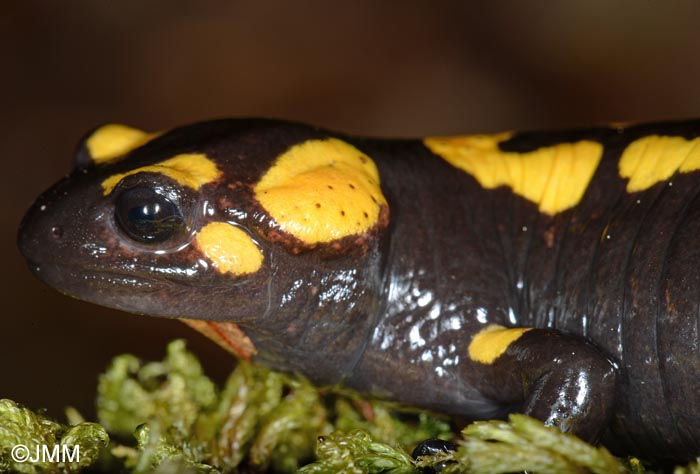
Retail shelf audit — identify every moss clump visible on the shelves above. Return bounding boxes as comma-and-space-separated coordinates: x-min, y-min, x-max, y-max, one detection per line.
2, 339, 700, 473
443, 415, 625, 474
297, 430, 415, 474
97, 340, 218, 438
674, 459, 700, 474
0, 399, 108, 474
96, 340, 451, 473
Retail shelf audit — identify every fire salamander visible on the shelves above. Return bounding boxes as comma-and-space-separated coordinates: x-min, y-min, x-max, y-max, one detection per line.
18, 118, 700, 462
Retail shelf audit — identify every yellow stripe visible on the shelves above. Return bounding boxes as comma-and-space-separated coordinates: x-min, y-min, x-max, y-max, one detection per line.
619, 135, 700, 192
101, 153, 221, 195
468, 325, 532, 364
424, 134, 603, 215
86, 124, 159, 164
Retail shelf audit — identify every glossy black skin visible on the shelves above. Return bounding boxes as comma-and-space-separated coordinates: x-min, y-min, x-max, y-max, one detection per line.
18, 119, 700, 462
412, 439, 457, 474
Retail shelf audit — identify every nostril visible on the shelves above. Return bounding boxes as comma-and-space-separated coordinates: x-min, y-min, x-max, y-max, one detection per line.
50, 225, 63, 240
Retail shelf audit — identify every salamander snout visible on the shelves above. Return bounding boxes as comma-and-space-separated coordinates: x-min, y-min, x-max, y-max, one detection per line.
18, 196, 60, 270
17, 174, 98, 281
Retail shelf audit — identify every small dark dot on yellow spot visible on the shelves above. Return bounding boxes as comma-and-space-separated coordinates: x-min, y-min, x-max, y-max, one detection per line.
363, 211, 368, 218
340, 210, 346, 217
359, 155, 367, 164
349, 183, 355, 189
328, 185, 334, 190
371, 196, 377, 203
316, 203, 321, 208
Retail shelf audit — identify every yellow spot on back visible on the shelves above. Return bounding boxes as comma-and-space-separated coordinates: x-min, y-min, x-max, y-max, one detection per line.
255, 138, 388, 244
619, 135, 700, 192
87, 124, 158, 164
195, 222, 263, 276
101, 153, 221, 195
424, 134, 603, 215
468, 324, 532, 364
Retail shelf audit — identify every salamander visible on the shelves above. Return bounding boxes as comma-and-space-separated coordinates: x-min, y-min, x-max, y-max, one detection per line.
17, 118, 700, 462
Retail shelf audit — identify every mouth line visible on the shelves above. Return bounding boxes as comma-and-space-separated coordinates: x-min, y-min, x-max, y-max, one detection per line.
80, 270, 156, 290
28, 260, 157, 292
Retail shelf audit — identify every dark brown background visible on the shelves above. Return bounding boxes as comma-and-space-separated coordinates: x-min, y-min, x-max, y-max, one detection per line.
3, 1, 700, 419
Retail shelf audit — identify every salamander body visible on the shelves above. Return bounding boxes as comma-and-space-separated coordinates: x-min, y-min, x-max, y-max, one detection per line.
18, 118, 700, 461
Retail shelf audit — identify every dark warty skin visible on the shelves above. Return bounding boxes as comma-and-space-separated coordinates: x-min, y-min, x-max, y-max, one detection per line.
18, 118, 700, 462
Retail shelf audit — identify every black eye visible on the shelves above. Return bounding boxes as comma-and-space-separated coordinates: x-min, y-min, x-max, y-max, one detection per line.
115, 187, 185, 243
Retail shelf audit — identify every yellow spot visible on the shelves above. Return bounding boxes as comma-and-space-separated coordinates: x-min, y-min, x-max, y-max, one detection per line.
424, 134, 603, 215
255, 138, 388, 243
101, 153, 221, 195
194, 222, 263, 276
86, 124, 159, 164
619, 135, 700, 192
468, 324, 532, 364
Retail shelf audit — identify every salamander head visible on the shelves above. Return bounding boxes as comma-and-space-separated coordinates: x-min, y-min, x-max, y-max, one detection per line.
20, 120, 269, 320
18, 119, 390, 378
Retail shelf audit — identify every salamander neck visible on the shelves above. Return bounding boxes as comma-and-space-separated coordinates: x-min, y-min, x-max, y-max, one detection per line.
243, 246, 387, 385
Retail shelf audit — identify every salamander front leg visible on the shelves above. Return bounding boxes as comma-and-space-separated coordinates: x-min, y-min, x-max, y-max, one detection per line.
468, 326, 618, 442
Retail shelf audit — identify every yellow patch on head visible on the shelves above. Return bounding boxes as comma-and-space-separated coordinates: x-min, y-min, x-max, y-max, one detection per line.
101, 153, 221, 195
468, 324, 532, 364
424, 134, 603, 215
194, 222, 263, 276
619, 135, 700, 192
87, 124, 159, 165
254, 138, 388, 244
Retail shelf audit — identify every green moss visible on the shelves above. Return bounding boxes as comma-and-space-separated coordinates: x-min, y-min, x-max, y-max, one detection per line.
444, 415, 624, 474
2, 339, 699, 473
0, 399, 108, 473
97, 339, 218, 438
297, 430, 415, 474
95, 340, 450, 472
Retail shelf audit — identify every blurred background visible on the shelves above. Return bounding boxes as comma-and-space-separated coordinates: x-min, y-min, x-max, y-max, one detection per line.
3, 0, 700, 419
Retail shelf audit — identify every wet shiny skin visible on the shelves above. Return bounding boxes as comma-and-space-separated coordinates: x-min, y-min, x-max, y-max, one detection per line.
18, 118, 700, 462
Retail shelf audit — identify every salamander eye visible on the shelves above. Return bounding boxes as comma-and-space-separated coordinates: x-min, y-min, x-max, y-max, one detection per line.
115, 187, 185, 243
